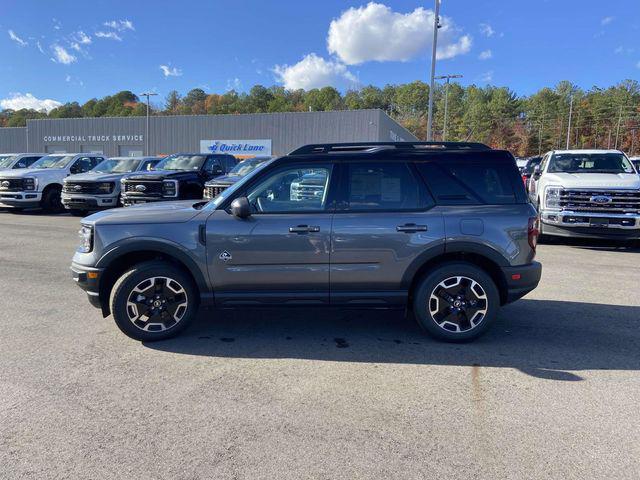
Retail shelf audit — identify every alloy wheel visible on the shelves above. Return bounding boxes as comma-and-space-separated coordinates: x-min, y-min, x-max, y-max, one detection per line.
125, 276, 188, 332
428, 276, 488, 333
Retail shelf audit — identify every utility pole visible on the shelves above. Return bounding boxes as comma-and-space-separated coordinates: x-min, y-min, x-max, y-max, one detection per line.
434, 74, 463, 141
614, 105, 623, 149
140, 92, 158, 156
566, 95, 573, 149
426, 0, 441, 141
538, 118, 544, 155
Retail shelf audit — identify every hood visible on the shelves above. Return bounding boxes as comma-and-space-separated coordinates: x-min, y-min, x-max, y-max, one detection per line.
204, 174, 240, 186
84, 200, 205, 225
123, 169, 200, 181
0, 167, 66, 179
545, 172, 640, 190
65, 172, 128, 183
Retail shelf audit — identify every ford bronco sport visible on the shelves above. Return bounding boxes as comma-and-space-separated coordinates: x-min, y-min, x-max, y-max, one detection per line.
71, 142, 542, 342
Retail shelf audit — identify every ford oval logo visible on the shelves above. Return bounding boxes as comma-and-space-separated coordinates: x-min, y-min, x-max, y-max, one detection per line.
0, 181, 9, 188
590, 195, 612, 204
135, 184, 147, 192
73, 184, 83, 191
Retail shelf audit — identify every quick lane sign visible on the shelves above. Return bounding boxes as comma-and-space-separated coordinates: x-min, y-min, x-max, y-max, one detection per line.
200, 139, 272, 157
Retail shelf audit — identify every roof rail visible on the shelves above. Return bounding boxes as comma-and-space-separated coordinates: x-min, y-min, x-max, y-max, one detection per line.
289, 141, 491, 156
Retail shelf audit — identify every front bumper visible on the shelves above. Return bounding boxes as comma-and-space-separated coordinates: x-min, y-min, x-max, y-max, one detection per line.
0, 191, 42, 208
121, 194, 175, 206
501, 261, 542, 304
540, 209, 640, 239
71, 262, 104, 310
62, 193, 119, 210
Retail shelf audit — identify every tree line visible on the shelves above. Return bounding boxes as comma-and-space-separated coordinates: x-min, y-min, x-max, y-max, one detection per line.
1, 80, 639, 157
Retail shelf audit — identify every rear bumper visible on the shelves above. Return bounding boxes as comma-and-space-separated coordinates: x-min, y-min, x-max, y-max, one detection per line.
0, 191, 42, 208
62, 193, 118, 210
71, 262, 104, 310
501, 261, 542, 304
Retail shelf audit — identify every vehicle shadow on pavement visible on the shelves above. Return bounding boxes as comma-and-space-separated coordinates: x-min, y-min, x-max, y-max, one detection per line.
145, 299, 640, 381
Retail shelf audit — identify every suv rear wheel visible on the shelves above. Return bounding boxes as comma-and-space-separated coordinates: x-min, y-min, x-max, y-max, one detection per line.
413, 262, 499, 342
110, 261, 198, 341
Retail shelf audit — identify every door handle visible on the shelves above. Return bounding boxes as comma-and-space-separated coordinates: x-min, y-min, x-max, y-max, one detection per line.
396, 223, 428, 233
289, 225, 320, 234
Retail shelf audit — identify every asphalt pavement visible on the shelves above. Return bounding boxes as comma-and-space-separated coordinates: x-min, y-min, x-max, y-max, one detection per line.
1, 211, 639, 479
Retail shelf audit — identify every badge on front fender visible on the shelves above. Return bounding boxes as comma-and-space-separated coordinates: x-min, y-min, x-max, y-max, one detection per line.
219, 251, 232, 262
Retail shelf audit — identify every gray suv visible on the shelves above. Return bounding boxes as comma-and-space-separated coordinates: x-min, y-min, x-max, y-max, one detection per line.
71, 142, 542, 342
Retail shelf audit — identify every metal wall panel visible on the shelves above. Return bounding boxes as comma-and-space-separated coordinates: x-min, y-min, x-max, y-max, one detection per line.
6, 109, 417, 157
0, 127, 28, 153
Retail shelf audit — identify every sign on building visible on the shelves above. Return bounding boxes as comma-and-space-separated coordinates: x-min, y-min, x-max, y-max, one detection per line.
200, 139, 272, 158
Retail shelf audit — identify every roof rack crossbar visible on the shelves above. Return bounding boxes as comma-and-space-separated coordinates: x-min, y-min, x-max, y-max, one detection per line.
289, 142, 490, 155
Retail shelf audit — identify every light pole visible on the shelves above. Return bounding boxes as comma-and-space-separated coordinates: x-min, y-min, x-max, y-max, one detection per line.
140, 92, 158, 156
426, 0, 441, 141
434, 74, 462, 141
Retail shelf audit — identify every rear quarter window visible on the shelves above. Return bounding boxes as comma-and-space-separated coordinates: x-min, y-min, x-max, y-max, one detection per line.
416, 161, 517, 205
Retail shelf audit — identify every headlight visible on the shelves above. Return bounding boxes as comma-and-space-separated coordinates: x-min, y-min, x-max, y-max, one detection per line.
97, 182, 114, 194
544, 186, 563, 209
77, 225, 93, 253
24, 177, 37, 191
162, 180, 178, 197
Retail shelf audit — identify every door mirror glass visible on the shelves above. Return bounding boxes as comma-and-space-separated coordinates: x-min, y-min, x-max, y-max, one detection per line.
230, 197, 251, 218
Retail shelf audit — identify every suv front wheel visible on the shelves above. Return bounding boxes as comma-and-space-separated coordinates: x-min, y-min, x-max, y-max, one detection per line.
413, 262, 499, 342
110, 261, 198, 341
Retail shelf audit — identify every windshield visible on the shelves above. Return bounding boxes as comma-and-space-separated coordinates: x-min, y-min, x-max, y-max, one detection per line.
93, 158, 142, 173
548, 153, 634, 174
228, 158, 269, 177
155, 154, 207, 171
31, 155, 76, 169
0, 155, 17, 169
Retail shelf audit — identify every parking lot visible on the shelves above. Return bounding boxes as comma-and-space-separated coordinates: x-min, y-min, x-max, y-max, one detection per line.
1, 211, 639, 479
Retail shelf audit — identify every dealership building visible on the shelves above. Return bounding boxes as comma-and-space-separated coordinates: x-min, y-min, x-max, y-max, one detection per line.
0, 109, 416, 157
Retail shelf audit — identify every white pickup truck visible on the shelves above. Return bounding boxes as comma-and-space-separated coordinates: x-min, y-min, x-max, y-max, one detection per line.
529, 149, 640, 240
0, 153, 105, 212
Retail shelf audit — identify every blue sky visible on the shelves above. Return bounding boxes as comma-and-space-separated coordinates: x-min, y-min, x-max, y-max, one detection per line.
0, 0, 639, 111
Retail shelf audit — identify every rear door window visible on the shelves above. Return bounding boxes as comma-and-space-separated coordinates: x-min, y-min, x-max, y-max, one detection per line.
341, 162, 432, 211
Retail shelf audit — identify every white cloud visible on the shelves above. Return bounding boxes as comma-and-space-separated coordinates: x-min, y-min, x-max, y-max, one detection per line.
226, 77, 242, 91
479, 23, 495, 37
479, 70, 494, 83
601, 16, 614, 25
8, 30, 27, 47
36, 41, 45, 54
65, 75, 71, 82
95, 31, 122, 41
74, 31, 92, 45
160, 64, 182, 77
103, 20, 134, 31
479, 49, 493, 60
51, 44, 76, 64
273, 53, 357, 90
637, 60, 640, 69
0, 93, 62, 112
327, 2, 472, 65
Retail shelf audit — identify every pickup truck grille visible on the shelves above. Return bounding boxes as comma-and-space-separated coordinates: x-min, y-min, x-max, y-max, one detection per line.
64, 182, 101, 194
123, 180, 163, 195
290, 183, 325, 201
559, 189, 640, 214
204, 184, 230, 199
0, 178, 24, 191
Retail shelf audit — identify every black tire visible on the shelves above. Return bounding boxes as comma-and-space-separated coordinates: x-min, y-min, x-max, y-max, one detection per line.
41, 186, 63, 213
412, 262, 500, 342
110, 261, 199, 341
69, 209, 87, 217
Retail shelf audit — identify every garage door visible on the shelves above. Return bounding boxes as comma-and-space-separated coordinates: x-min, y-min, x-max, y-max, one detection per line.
119, 146, 144, 157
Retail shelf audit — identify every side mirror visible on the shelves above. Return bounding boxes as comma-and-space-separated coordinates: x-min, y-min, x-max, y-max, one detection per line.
230, 197, 251, 219
533, 165, 542, 178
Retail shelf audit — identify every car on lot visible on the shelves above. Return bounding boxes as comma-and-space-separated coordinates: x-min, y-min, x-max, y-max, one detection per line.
71, 141, 541, 343
120, 153, 237, 206
0, 153, 105, 212
62, 156, 161, 216
521, 156, 542, 191
203, 156, 272, 199
529, 149, 640, 240
0, 153, 45, 171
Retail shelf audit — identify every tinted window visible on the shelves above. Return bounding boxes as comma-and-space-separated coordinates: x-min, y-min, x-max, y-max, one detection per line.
416, 163, 478, 205
247, 166, 332, 213
447, 164, 516, 204
139, 159, 159, 171
343, 162, 429, 211
72, 157, 94, 174
155, 154, 207, 171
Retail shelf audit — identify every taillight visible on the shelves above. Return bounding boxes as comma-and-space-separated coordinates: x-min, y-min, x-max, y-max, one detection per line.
528, 216, 540, 251
522, 174, 529, 186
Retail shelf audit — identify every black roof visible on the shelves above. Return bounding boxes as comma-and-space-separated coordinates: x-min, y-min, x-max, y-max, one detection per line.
289, 142, 491, 156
